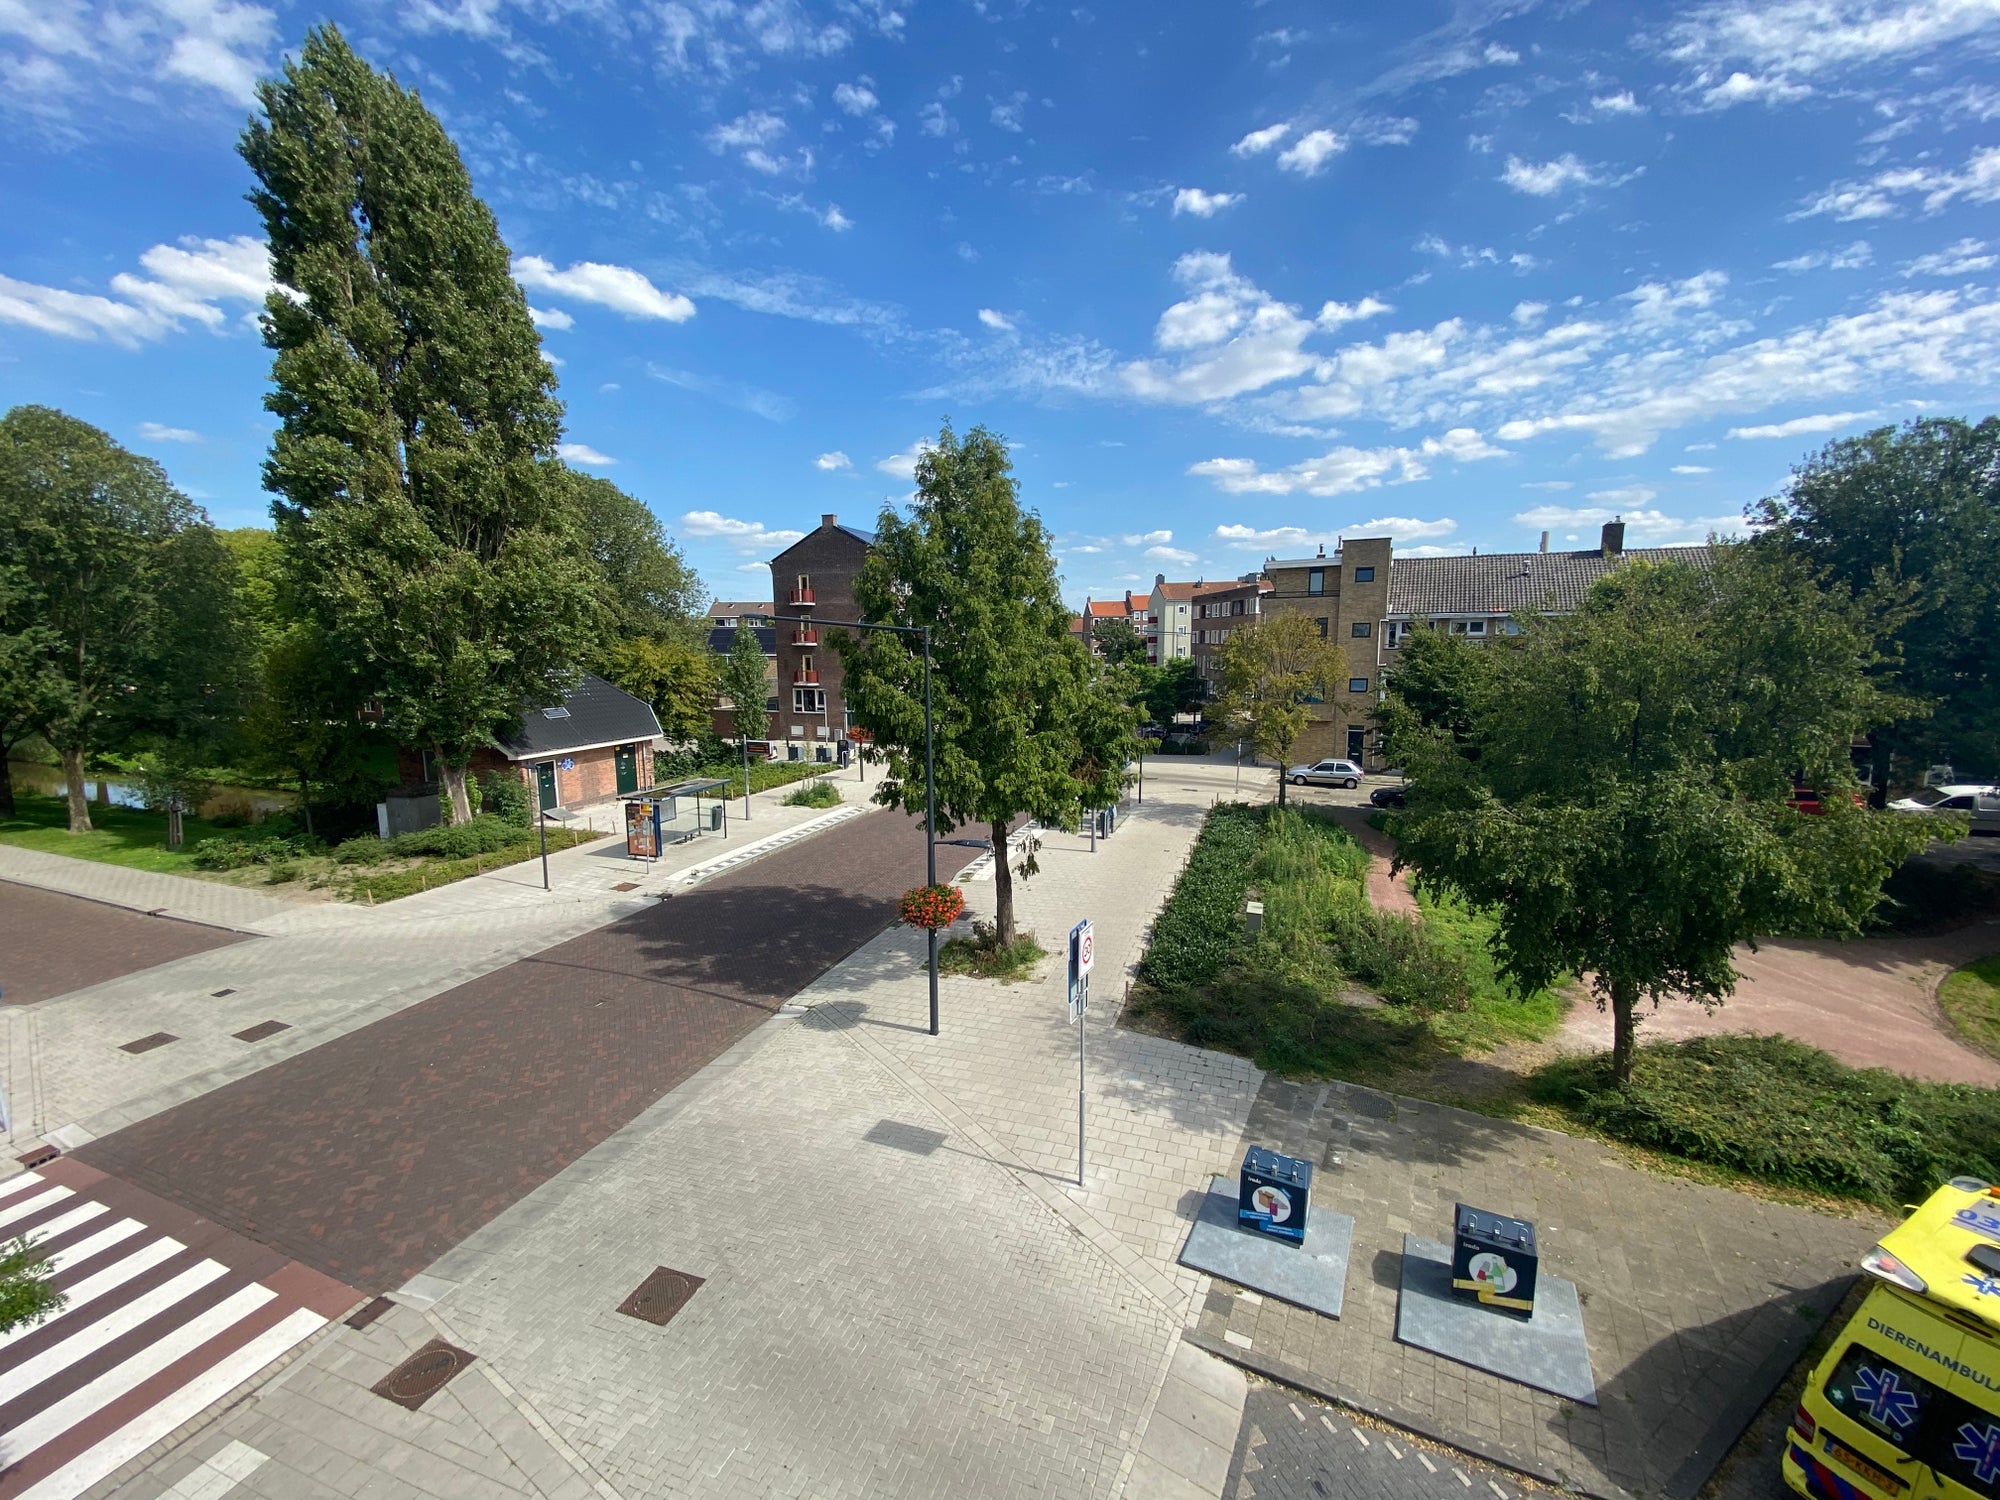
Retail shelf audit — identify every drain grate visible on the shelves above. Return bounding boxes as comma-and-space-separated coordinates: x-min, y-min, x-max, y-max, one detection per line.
15, 1145, 59, 1170
611, 881, 639, 892
617, 1266, 704, 1327
211, 987, 237, 998
232, 1020, 291, 1043
120, 1032, 179, 1054
372, 1338, 475, 1410
345, 1296, 395, 1331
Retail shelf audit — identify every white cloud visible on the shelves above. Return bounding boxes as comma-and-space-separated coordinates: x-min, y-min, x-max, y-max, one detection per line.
1699, 71, 1815, 107
1214, 517, 1458, 550
1901, 238, 1997, 276
1145, 545, 1198, 565
1657, 0, 2000, 88
833, 79, 878, 115
559, 442, 616, 466
1512, 300, 1548, 326
1123, 251, 1322, 402
656, 0, 854, 77
528, 305, 574, 330
1123, 530, 1174, 545
137, 421, 201, 443
1231, 122, 1291, 156
512, 257, 695, 322
1277, 129, 1346, 175
1623, 271, 1728, 328
990, 91, 1028, 132
1794, 144, 2000, 220
877, 439, 932, 478
1173, 188, 1244, 218
977, 308, 1015, 332
1773, 241, 1874, 271
1672, 464, 1713, 473
1500, 153, 1601, 195
1588, 484, 1658, 506
1189, 429, 1503, 497
1318, 297, 1392, 329
1726, 410, 1879, 439
679, 510, 807, 550
1521, 480, 1575, 491
919, 102, 955, 137
1515, 503, 1748, 544
0, 233, 272, 347
0, 0, 279, 118
705, 109, 815, 176
1485, 41, 1520, 64
1356, 116, 1419, 145
816, 451, 851, 470
1592, 90, 1645, 114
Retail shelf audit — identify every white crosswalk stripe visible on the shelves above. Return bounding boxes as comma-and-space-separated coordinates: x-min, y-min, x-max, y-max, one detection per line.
0, 1175, 339, 1500
0, 1172, 47, 1203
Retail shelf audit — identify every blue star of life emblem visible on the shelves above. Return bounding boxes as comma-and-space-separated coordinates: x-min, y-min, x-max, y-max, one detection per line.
1955, 1421, 2000, 1486
1964, 1273, 2000, 1299
1853, 1366, 1920, 1430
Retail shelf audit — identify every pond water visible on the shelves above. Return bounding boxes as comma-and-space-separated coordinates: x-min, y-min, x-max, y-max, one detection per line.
6, 761, 297, 822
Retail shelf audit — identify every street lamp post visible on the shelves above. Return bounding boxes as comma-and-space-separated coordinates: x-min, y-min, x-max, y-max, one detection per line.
818, 617, 940, 1036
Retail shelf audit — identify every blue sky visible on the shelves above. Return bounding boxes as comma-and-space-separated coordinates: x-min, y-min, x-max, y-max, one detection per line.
3, 0, 1999, 608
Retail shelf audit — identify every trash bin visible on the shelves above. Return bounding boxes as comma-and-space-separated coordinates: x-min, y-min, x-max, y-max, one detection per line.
1450, 1203, 1538, 1312
1237, 1146, 1312, 1245
709, 804, 725, 832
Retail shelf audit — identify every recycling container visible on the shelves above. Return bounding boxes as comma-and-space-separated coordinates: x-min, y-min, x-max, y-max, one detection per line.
1238, 1146, 1312, 1245
1450, 1202, 1538, 1312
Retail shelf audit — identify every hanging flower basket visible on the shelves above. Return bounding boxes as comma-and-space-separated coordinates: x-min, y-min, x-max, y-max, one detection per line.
898, 883, 967, 930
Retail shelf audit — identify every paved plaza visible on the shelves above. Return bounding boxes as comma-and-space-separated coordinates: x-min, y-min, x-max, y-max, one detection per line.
0, 886, 245, 1007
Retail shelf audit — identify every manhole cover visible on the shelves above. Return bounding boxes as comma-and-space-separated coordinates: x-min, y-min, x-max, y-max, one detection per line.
120, 1032, 179, 1054
617, 1266, 704, 1327
611, 881, 639, 892
346, 1296, 395, 1331
372, 1338, 475, 1410
232, 1020, 291, 1043
211, 988, 237, 998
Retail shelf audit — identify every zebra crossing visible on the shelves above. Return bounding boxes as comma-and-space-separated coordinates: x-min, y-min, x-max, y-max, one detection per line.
0, 1159, 357, 1500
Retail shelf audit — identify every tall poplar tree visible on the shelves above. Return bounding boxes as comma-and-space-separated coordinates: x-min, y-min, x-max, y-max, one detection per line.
835, 423, 1135, 945
242, 26, 599, 823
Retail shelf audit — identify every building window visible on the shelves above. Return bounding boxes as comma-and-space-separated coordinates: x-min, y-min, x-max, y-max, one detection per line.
1232, 599, 1245, 615
1348, 677, 1369, 693
794, 687, 826, 713
1316, 617, 1329, 638
1307, 567, 1325, 596
1466, 619, 1486, 636
1352, 566, 1375, 583
1351, 621, 1372, 638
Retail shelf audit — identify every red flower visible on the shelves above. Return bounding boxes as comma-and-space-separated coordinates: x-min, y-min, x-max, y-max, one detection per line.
898, 883, 966, 930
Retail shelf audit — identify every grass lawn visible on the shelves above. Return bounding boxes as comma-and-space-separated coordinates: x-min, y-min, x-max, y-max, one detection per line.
1941, 953, 2000, 1060
0, 792, 233, 876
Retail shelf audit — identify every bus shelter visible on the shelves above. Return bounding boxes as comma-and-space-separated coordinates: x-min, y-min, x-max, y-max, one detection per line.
624, 777, 730, 860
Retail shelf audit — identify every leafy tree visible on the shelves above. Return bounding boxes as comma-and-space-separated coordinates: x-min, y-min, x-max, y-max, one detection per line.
718, 623, 770, 744
560, 469, 704, 642
1394, 549, 1937, 1086
244, 26, 599, 824
1753, 416, 2000, 781
834, 422, 1135, 944
1212, 613, 1340, 807
241, 622, 385, 834
0, 406, 241, 832
0, 1238, 62, 1336
1090, 615, 1148, 667
1374, 621, 1490, 763
1144, 656, 1204, 723
600, 634, 719, 743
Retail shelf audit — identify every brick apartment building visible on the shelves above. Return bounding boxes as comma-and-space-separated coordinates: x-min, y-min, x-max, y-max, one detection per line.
1191, 574, 1267, 695
768, 513, 875, 761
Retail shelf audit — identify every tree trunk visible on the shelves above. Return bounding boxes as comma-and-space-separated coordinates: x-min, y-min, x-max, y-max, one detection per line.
166, 806, 184, 850
298, 773, 315, 838
61, 746, 92, 833
990, 816, 1016, 946
1608, 978, 1639, 1086
0, 754, 13, 819
440, 759, 473, 825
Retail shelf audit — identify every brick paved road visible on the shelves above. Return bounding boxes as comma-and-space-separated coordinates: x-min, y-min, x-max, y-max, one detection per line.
0, 884, 247, 1006
1226, 1386, 1552, 1500
77, 808, 963, 1294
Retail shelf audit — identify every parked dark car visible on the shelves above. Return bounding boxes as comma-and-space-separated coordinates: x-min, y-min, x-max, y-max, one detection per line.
1369, 784, 1408, 809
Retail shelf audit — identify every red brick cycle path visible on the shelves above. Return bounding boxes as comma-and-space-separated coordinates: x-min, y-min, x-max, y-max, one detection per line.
78, 809, 973, 1295
0, 881, 248, 1005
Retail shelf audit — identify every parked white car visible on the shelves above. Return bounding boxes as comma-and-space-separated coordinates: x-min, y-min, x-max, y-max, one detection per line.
1286, 758, 1366, 789
1889, 784, 2000, 835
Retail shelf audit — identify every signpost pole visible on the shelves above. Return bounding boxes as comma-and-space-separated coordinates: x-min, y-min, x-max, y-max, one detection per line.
539, 807, 549, 891
742, 737, 752, 820
1078, 970, 1087, 1187
923, 628, 939, 1038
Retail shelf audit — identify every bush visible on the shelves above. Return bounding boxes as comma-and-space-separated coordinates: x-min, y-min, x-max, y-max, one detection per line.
334, 814, 523, 865
342, 826, 598, 902
479, 770, 533, 829
1868, 859, 2000, 936
938, 921, 1046, 983
1326, 899, 1472, 1012
1137, 802, 1265, 992
784, 780, 841, 808
1530, 1034, 2000, 1206
191, 834, 322, 870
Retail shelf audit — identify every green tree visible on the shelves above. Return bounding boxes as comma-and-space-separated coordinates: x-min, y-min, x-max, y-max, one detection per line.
1374, 621, 1490, 763
601, 634, 719, 743
1394, 549, 1937, 1086
242, 623, 385, 833
718, 623, 770, 744
1753, 416, 2000, 781
244, 26, 599, 824
0, 1237, 62, 1336
1142, 656, 1203, 724
1090, 615, 1148, 667
834, 422, 1135, 944
0, 406, 242, 832
1212, 613, 1339, 807
561, 469, 705, 642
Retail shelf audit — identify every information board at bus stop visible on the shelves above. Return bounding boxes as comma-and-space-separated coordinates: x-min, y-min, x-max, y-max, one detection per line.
625, 800, 660, 859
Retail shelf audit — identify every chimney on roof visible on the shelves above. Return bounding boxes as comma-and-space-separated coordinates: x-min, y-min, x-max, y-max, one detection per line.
822, 513, 837, 528
1601, 517, 1626, 557
1316, 543, 1325, 557
1539, 530, 1549, 554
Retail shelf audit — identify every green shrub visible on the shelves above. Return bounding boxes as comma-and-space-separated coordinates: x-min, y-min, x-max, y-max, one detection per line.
1326, 899, 1472, 1012
783, 780, 842, 808
1137, 802, 1265, 992
1868, 860, 2000, 936
191, 834, 321, 870
343, 826, 597, 902
1530, 1034, 2000, 1205
479, 770, 534, 829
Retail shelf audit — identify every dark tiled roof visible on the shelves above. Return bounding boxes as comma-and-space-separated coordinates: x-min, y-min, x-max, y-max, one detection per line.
706, 625, 777, 656
708, 600, 773, 617
837, 524, 876, 545
1387, 546, 1714, 617
493, 674, 664, 760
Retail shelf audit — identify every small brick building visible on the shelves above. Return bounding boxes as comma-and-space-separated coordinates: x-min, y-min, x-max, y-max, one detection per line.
398, 674, 664, 813
768, 514, 874, 762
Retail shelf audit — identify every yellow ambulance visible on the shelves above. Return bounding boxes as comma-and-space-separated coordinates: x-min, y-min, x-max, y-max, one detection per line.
1785, 1178, 2000, 1499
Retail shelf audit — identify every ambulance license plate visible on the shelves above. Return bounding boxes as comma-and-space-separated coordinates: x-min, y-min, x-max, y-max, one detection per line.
1823, 1435, 1903, 1495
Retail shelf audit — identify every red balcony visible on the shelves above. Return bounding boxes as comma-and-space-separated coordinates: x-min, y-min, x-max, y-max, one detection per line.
791, 627, 819, 647
789, 587, 816, 607
793, 667, 820, 685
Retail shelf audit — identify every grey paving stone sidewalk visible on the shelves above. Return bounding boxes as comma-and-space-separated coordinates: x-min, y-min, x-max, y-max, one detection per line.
1187, 1075, 1887, 1500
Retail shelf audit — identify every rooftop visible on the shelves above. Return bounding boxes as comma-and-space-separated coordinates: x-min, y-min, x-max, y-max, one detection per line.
493, 673, 664, 760
1388, 545, 1715, 617
708, 600, 773, 617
